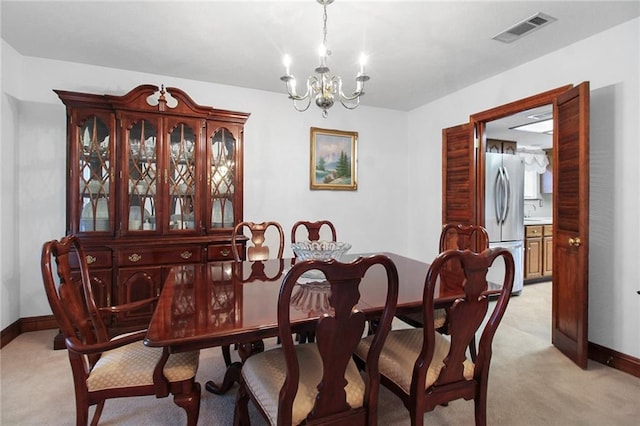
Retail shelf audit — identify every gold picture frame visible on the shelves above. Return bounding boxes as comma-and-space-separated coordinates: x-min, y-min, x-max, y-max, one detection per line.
310, 127, 358, 190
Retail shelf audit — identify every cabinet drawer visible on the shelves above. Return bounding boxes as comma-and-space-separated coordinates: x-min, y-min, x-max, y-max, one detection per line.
69, 249, 112, 269
543, 224, 553, 236
117, 246, 203, 267
207, 244, 241, 261
525, 225, 543, 237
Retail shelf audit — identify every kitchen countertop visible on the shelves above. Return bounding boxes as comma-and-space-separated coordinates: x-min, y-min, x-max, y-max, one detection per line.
524, 217, 553, 225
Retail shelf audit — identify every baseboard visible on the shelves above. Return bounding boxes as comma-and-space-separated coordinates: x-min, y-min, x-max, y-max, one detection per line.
589, 341, 640, 379
0, 315, 59, 349
1, 320, 21, 349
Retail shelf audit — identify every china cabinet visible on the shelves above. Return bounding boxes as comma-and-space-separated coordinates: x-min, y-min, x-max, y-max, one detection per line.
55, 85, 249, 342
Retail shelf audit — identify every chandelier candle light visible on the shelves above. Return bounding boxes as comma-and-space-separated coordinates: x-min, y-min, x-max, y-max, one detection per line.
280, 0, 370, 118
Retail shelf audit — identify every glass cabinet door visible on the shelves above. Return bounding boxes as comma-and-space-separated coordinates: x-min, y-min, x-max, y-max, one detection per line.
167, 122, 198, 232
78, 114, 113, 233
209, 127, 236, 229
125, 118, 158, 232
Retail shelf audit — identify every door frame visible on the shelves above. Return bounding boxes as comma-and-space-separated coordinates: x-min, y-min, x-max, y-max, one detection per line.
469, 84, 589, 368
470, 85, 572, 224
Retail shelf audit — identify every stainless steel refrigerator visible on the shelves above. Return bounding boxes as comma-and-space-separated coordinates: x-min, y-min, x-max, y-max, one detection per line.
485, 152, 525, 294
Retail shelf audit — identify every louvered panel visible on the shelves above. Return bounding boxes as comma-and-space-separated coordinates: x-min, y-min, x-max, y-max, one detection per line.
442, 124, 475, 225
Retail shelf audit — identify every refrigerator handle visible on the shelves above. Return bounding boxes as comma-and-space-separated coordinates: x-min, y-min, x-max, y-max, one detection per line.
502, 166, 511, 223
494, 167, 503, 225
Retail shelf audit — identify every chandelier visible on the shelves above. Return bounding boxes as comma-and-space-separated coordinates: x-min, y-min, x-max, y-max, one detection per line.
280, 0, 370, 118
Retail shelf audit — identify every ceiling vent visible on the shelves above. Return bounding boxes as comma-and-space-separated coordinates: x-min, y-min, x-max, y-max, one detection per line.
493, 13, 557, 43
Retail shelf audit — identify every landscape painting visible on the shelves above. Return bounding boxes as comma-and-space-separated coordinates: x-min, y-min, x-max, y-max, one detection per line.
310, 127, 358, 190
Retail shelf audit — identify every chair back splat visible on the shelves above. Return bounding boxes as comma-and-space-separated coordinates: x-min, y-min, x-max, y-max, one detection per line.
236, 255, 399, 426
232, 221, 285, 261
291, 220, 337, 243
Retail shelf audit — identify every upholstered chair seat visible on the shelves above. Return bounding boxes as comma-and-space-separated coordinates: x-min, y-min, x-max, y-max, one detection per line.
242, 344, 365, 425
87, 340, 199, 392
356, 328, 473, 394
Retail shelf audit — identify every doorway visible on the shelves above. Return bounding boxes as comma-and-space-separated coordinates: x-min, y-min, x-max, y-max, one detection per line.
442, 83, 590, 368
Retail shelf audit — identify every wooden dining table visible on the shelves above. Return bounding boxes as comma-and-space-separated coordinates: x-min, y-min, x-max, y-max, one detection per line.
143, 252, 501, 394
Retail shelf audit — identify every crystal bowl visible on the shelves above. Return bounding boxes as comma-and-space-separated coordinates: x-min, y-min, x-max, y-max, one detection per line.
291, 241, 352, 261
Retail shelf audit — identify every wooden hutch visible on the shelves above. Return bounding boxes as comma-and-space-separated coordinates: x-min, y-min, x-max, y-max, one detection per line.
55, 85, 249, 346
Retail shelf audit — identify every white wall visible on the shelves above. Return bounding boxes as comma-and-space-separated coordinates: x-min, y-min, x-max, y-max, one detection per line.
0, 42, 409, 325
1, 41, 21, 328
407, 18, 640, 358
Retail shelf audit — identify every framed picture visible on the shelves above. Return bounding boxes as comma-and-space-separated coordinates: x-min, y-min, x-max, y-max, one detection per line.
310, 127, 358, 190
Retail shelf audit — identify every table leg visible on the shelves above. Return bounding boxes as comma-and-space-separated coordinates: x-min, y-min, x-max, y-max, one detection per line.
205, 340, 265, 395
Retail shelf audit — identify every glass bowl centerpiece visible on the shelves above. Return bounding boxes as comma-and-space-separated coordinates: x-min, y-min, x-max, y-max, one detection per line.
291, 241, 352, 280
291, 240, 352, 261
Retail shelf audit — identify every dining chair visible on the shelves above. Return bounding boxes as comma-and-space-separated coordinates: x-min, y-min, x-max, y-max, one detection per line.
397, 223, 489, 360
234, 255, 399, 426
232, 221, 285, 261
41, 235, 201, 426
355, 247, 514, 426
290, 220, 337, 343
290, 220, 337, 243
221, 221, 286, 369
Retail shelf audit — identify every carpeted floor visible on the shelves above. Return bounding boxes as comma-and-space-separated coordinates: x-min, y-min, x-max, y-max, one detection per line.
2, 281, 639, 425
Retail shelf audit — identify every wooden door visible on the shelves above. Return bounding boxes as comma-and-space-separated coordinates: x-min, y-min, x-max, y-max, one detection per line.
552, 82, 590, 368
441, 123, 475, 226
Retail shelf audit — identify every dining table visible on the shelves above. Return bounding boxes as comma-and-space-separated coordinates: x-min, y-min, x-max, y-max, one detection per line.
143, 252, 502, 394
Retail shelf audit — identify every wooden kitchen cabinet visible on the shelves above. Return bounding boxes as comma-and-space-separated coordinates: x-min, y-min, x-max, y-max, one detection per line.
525, 225, 543, 279
542, 224, 553, 277
486, 138, 517, 155
524, 224, 553, 281
55, 85, 249, 339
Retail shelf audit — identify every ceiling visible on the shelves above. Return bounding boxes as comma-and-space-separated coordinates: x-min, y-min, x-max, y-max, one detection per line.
486, 105, 553, 149
2, 1, 639, 111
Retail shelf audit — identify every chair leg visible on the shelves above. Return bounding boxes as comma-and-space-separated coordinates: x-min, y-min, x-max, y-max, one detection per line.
409, 409, 424, 426
474, 390, 488, 426
89, 401, 105, 426
222, 344, 233, 367
234, 379, 251, 426
174, 382, 201, 426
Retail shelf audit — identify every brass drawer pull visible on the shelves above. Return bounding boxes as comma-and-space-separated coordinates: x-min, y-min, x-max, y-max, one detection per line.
220, 249, 230, 257
86, 255, 97, 265
128, 253, 142, 262
180, 251, 193, 260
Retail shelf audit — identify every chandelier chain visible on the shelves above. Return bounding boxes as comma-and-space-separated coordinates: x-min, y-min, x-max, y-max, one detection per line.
322, 3, 328, 54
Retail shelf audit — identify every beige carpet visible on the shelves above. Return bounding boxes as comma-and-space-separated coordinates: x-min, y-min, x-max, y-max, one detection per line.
2, 282, 639, 425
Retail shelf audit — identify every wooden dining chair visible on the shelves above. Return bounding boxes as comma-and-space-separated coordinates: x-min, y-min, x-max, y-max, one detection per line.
398, 223, 489, 360
41, 235, 201, 426
232, 221, 285, 261
290, 220, 337, 343
290, 220, 337, 243
220, 221, 286, 372
234, 255, 399, 426
355, 248, 514, 426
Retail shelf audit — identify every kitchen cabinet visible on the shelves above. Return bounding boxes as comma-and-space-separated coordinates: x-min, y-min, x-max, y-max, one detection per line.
524, 224, 553, 281
486, 138, 517, 155
56, 84, 249, 336
542, 224, 553, 277
524, 225, 543, 279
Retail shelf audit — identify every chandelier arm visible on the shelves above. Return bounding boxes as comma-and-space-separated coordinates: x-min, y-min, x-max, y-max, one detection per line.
335, 77, 366, 102
340, 98, 361, 110
284, 76, 316, 101
292, 98, 312, 112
